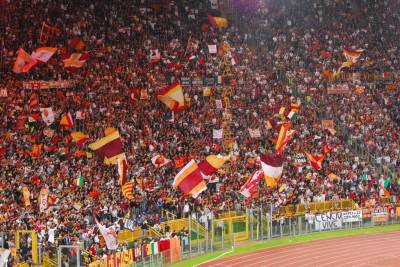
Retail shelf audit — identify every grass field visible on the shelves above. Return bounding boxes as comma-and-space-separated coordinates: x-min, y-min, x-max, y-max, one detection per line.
171, 224, 400, 267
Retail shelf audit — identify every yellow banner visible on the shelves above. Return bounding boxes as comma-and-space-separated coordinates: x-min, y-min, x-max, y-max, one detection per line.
22, 187, 31, 206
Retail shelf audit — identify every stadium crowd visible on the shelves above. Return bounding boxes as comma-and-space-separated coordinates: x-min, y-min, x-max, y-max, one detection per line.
0, 0, 399, 262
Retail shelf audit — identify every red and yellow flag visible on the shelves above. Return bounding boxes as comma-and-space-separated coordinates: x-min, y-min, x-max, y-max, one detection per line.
173, 160, 207, 198
208, 15, 228, 28
60, 112, 73, 129
157, 82, 185, 111
305, 151, 324, 171
88, 130, 125, 165
71, 131, 91, 146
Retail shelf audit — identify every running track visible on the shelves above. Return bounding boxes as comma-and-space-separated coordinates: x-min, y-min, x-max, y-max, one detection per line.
199, 230, 400, 267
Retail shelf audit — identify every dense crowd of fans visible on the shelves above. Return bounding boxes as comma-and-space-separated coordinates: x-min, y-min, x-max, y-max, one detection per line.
0, 0, 399, 263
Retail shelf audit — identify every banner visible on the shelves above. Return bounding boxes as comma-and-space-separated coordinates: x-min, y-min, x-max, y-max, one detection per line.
22, 80, 76, 90
327, 84, 350, 94
213, 129, 223, 139
192, 78, 203, 86
39, 188, 49, 212
22, 187, 31, 207
314, 212, 343, 230
294, 153, 307, 164
248, 128, 261, 138
180, 77, 191, 86
88, 248, 135, 267
371, 207, 388, 223
208, 44, 217, 54
341, 210, 362, 223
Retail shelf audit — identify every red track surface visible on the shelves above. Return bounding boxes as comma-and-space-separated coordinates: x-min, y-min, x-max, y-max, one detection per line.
200, 231, 400, 267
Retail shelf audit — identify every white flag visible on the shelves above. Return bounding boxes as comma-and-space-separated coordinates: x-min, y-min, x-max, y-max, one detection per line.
96, 219, 118, 250
40, 107, 55, 126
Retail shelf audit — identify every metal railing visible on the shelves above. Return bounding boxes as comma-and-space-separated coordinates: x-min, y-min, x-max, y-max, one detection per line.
85, 205, 400, 267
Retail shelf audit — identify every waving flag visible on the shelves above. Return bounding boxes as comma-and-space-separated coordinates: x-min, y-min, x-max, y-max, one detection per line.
343, 48, 363, 63
173, 160, 207, 198
88, 130, 125, 165
151, 154, 170, 168
13, 48, 35, 73
40, 107, 55, 126
208, 15, 228, 28
198, 154, 229, 176
69, 36, 86, 51
122, 181, 134, 200
29, 93, 39, 111
60, 112, 73, 129
95, 218, 118, 250
305, 152, 324, 170
75, 110, 86, 120
157, 82, 185, 111
239, 170, 263, 198
63, 53, 90, 68
260, 153, 283, 188
71, 132, 90, 146
31, 47, 57, 63
275, 123, 294, 153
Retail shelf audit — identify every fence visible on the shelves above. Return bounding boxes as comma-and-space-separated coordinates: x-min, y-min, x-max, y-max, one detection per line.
79, 205, 400, 267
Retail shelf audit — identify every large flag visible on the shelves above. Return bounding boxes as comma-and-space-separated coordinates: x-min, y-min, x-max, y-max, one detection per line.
31, 47, 57, 63
239, 170, 263, 198
40, 107, 55, 126
60, 112, 74, 129
121, 180, 134, 200
305, 152, 324, 171
13, 48, 36, 73
63, 53, 90, 68
198, 154, 229, 176
13, 47, 56, 73
173, 160, 207, 198
260, 153, 284, 188
71, 131, 90, 146
118, 158, 127, 185
151, 154, 170, 168
88, 130, 125, 165
208, 15, 228, 28
157, 82, 185, 111
95, 218, 118, 250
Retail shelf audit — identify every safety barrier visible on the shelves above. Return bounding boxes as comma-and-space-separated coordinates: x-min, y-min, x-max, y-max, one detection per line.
10, 203, 399, 266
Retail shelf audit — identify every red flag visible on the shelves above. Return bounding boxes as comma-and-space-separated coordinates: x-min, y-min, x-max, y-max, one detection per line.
305, 152, 324, 170
239, 170, 263, 198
